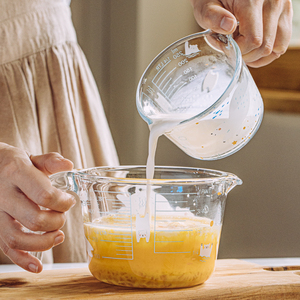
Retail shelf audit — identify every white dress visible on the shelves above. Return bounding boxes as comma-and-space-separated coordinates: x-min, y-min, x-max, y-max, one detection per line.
0, 0, 119, 264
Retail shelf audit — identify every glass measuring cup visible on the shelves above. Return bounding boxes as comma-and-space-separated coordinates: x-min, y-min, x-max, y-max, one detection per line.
50, 166, 242, 288
136, 30, 264, 160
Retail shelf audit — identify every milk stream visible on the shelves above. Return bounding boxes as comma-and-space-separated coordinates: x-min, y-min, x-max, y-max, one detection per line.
145, 117, 185, 217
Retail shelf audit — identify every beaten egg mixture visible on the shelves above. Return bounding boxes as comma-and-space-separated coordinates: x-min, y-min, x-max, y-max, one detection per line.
84, 215, 220, 288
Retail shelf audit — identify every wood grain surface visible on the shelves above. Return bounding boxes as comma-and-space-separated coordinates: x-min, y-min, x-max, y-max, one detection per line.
0, 259, 300, 299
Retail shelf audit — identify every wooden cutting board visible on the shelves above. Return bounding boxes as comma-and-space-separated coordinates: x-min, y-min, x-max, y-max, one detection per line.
0, 259, 300, 299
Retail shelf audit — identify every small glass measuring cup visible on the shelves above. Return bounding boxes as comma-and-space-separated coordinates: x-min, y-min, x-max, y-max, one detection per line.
136, 30, 263, 160
50, 166, 242, 288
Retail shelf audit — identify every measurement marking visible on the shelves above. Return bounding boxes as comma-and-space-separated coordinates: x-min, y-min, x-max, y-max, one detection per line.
155, 229, 193, 232
142, 92, 152, 101
166, 86, 176, 98
154, 195, 157, 254
153, 251, 190, 254
152, 60, 171, 82
155, 200, 190, 203
108, 217, 131, 220
108, 219, 128, 224
155, 209, 190, 213
159, 67, 176, 88
107, 232, 132, 236
109, 219, 131, 223
97, 198, 130, 202
108, 209, 131, 214
153, 219, 188, 222
158, 192, 197, 196
155, 70, 166, 85
166, 74, 182, 95
94, 190, 130, 195
155, 241, 184, 243
162, 77, 173, 91
100, 240, 132, 243
169, 81, 187, 98
114, 199, 131, 202
151, 82, 171, 103
102, 256, 133, 260
99, 224, 131, 229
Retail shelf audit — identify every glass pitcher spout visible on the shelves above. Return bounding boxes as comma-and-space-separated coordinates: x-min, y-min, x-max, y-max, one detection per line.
225, 173, 243, 194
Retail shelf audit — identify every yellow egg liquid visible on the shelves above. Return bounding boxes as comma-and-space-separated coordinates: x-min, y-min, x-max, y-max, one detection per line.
84, 215, 221, 288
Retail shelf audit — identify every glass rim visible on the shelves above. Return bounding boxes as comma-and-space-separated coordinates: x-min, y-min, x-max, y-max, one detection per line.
75, 165, 241, 185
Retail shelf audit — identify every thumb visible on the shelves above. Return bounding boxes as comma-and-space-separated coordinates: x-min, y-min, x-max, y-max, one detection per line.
30, 153, 74, 176
192, 0, 237, 34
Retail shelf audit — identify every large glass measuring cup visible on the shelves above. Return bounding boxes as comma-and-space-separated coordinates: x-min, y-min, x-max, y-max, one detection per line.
50, 166, 242, 288
136, 30, 264, 160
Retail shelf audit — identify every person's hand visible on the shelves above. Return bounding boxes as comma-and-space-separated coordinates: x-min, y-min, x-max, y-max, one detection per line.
0, 143, 75, 273
190, 0, 293, 67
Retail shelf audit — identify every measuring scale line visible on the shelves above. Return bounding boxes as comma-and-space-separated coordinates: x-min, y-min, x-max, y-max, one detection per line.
99, 224, 131, 229
110, 210, 131, 214
152, 82, 171, 102
111, 238, 132, 241
155, 70, 167, 86
109, 218, 131, 222
155, 200, 191, 203
117, 249, 130, 252
152, 59, 171, 82
108, 232, 132, 236
155, 209, 191, 213
100, 240, 132, 243
109, 219, 131, 223
116, 248, 133, 251
156, 194, 192, 196
162, 77, 173, 92
153, 219, 188, 223
169, 81, 187, 99
94, 190, 130, 196
165, 74, 182, 95
156, 229, 193, 233
108, 222, 131, 226
102, 256, 133, 260
155, 229, 193, 232
155, 240, 184, 243
154, 251, 190, 254
158, 67, 177, 89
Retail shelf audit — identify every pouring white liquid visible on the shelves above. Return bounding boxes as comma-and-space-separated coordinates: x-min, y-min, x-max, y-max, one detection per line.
145, 115, 188, 216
